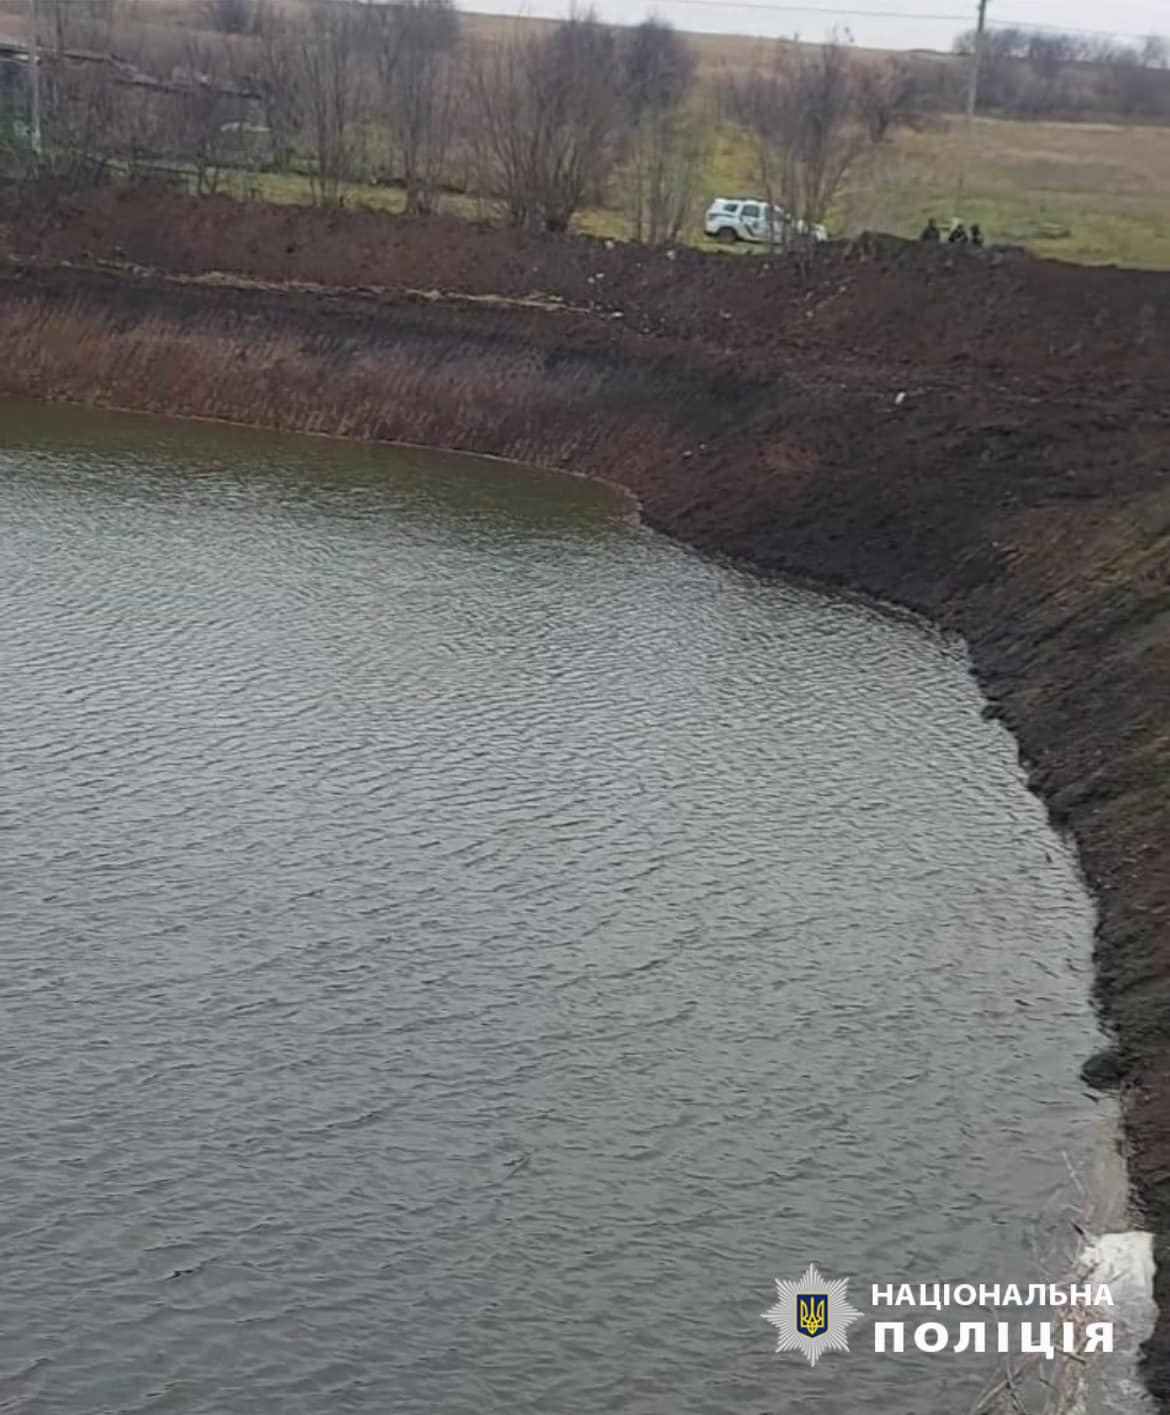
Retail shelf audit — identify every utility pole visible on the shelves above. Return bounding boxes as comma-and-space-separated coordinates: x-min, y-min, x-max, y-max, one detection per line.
953, 0, 987, 215
965, 0, 989, 121
27, 0, 43, 161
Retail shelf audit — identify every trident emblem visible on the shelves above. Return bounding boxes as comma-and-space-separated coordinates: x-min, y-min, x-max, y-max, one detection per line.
797, 1293, 828, 1338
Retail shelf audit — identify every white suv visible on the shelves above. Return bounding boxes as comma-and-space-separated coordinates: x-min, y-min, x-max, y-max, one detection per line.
704, 197, 828, 246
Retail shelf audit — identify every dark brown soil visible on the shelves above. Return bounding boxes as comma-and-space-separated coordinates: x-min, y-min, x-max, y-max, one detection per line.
5, 184, 1168, 392
2, 187, 1170, 1397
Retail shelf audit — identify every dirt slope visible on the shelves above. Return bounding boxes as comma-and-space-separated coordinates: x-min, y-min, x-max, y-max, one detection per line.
5, 186, 1168, 387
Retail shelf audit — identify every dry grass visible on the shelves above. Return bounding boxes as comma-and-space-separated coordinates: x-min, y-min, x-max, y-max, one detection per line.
837, 116, 1170, 267
0, 271, 703, 464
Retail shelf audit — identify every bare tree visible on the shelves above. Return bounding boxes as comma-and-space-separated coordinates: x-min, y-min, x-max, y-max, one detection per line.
296, 1, 370, 205
952, 25, 1032, 108
373, 0, 459, 214
46, 68, 119, 180
620, 20, 704, 244
113, 82, 171, 186
202, 0, 260, 35
623, 18, 693, 119
632, 105, 707, 244
175, 38, 241, 194
856, 56, 929, 142
43, 0, 116, 55
1026, 33, 1078, 84
1141, 35, 1169, 69
727, 39, 871, 239
1100, 46, 1169, 116
34, 0, 120, 182
249, 5, 301, 172
471, 10, 619, 233
468, 26, 539, 228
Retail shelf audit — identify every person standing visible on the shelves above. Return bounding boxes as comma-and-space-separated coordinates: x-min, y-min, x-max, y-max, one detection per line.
921, 217, 941, 241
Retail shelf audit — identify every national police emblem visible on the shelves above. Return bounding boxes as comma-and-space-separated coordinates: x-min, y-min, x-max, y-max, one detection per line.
763, 1263, 863, 1367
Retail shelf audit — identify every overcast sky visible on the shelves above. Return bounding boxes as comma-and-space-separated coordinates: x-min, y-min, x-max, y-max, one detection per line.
466, 0, 1169, 52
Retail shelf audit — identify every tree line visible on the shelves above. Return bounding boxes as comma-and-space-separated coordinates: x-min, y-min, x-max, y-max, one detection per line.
3, 0, 935, 241
4, 0, 1166, 242
952, 26, 1170, 118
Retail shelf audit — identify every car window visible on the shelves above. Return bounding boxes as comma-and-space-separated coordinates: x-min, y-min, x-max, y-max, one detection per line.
720, 201, 739, 214
741, 203, 760, 219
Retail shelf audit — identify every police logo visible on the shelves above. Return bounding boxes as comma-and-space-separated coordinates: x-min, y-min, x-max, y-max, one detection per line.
797, 1293, 828, 1338
763, 1263, 862, 1367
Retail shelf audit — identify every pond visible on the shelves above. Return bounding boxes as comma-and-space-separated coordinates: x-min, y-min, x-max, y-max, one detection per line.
0, 405, 1113, 1414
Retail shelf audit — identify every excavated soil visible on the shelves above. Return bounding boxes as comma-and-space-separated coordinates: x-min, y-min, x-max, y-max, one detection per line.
4, 185, 1167, 390
2, 185, 1170, 1397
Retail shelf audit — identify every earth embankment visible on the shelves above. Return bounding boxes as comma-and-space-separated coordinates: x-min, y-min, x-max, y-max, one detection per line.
2, 186, 1169, 1396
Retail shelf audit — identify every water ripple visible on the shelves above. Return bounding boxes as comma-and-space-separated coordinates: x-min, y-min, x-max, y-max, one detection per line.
0, 408, 1104, 1415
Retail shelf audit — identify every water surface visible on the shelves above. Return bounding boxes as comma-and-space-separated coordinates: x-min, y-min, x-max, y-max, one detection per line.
0, 405, 1105, 1414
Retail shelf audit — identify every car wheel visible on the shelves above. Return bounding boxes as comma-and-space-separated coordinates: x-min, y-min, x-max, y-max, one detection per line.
716, 226, 738, 244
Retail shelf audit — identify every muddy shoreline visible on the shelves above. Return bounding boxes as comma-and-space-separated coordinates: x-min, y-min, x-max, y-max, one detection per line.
2, 189, 1169, 1397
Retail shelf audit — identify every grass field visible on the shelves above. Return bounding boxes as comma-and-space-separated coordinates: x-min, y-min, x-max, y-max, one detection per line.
834, 116, 1170, 266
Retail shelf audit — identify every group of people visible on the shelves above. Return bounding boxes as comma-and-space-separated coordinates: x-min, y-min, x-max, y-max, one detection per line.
920, 217, 984, 247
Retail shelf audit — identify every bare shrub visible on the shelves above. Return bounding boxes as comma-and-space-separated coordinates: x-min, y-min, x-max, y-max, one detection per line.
42, 0, 116, 53
725, 39, 874, 237
625, 103, 707, 245
248, 9, 301, 172
41, 65, 120, 183
470, 10, 620, 233
294, 1, 373, 205
857, 56, 931, 142
172, 40, 245, 193
202, 0, 257, 36
620, 19, 705, 245
372, 0, 460, 214
623, 18, 693, 120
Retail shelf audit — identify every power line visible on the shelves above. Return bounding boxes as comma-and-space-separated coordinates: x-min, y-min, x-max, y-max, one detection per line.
618, 0, 1165, 40
24, 0, 1168, 40
978, 16, 1164, 37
